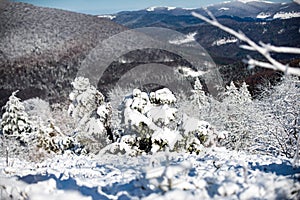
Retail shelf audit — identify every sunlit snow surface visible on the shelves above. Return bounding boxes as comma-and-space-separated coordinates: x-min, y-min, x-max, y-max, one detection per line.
273, 12, 300, 19
146, 6, 176, 12
97, 15, 116, 20
212, 37, 238, 46
1, 147, 299, 199
256, 12, 271, 19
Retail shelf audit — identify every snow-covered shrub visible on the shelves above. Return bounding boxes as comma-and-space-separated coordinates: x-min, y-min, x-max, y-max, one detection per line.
258, 76, 300, 158
104, 87, 219, 156
149, 88, 177, 105
1, 91, 33, 144
120, 88, 180, 154
68, 77, 113, 153
179, 114, 218, 154
36, 122, 81, 155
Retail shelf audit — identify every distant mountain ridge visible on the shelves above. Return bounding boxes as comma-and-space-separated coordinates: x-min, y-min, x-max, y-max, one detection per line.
108, 0, 300, 95
111, 1, 300, 64
112, 1, 300, 21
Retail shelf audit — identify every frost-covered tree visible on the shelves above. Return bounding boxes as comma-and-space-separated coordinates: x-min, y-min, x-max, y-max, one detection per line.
23, 98, 52, 123
225, 82, 252, 104
190, 78, 209, 110
192, 10, 300, 160
218, 82, 253, 151
68, 77, 113, 153
1, 91, 32, 144
201, 82, 274, 153
258, 76, 300, 158
118, 88, 179, 154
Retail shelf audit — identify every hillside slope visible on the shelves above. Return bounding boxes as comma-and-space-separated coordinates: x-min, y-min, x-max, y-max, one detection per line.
0, 1, 126, 107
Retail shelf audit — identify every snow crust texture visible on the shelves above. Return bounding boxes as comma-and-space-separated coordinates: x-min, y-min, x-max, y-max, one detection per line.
0, 148, 299, 200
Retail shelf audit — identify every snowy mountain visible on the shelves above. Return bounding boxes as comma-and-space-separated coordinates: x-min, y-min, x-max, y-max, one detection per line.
113, 1, 300, 20
206, 0, 300, 19
112, 1, 300, 65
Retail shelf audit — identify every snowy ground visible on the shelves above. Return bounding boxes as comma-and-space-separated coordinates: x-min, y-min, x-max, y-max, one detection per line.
0, 147, 300, 200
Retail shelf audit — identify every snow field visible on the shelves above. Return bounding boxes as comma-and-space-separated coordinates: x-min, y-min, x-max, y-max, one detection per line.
1, 147, 299, 200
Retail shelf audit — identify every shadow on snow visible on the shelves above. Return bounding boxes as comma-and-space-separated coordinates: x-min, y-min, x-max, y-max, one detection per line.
249, 161, 300, 176
17, 173, 154, 200
18, 174, 109, 200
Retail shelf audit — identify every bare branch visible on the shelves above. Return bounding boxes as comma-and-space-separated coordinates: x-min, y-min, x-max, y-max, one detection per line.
192, 11, 300, 76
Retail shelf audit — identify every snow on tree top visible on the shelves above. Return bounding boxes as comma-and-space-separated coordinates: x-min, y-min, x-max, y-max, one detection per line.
71, 77, 91, 91
147, 104, 177, 125
150, 88, 176, 105
182, 114, 212, 136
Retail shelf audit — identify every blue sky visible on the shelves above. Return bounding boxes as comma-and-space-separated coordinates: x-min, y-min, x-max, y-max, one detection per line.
13, 0, 289, 14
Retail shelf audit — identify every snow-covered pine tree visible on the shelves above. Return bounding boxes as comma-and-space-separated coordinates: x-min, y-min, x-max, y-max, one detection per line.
1, 91, 32, 144
223, 81, 248, 104
68, 77, 113, 153
238, 82, 252, 103
190, 78, 209, 110
36, 122, 80, 155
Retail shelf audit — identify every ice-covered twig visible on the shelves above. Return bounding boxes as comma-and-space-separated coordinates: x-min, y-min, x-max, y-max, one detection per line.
245, 58, 277, 71
241, 43, 300, 54
192, 10, 300, 76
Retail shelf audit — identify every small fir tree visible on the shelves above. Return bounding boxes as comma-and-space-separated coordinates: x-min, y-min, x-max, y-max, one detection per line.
190, 78, 209, 109
1, 91, 32, 143
68, 77, 113, 153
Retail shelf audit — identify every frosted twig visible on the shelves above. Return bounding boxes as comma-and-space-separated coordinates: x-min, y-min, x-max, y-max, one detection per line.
192, 11, 300, 76
241, 43, 300, 54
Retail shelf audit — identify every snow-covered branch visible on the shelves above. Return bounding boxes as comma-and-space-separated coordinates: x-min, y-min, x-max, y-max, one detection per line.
192, 10, 300, 76
241, 43, 300, 54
